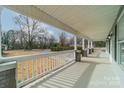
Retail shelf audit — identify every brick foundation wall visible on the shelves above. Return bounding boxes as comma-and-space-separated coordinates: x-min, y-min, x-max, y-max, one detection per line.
0, 68, 16, 88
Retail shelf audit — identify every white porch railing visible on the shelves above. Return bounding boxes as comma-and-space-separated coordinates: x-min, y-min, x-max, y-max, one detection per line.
0, 50, 75, 87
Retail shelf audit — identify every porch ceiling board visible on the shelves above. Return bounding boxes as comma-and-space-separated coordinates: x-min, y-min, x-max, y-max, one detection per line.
5, 5, 120, 41
35, 5, 120, 41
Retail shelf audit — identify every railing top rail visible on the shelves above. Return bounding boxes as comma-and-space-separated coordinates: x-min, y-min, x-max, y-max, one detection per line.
0, 61, 16, 72
0, 50, 74, 63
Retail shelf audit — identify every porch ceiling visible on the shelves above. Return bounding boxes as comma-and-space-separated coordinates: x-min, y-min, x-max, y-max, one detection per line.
35, 5, 120, 41
6, 5, 120, 41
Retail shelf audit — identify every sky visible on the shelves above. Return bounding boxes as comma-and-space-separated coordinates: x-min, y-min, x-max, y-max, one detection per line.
1, 7, 74, 40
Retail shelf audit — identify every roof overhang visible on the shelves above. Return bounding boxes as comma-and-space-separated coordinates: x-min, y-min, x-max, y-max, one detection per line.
5, 5, 121, 41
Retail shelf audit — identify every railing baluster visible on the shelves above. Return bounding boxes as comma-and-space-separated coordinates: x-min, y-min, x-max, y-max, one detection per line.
57, 55, 59, 68
26, 62, 29, 80
45, 57, 47, 73
56, 56, 57, 68
41, 58, 43, 75
21, 62, 24, 82
40, 58, 42, 75
36, 57, 38, 76
47, 57, 49, 72
61, 55, 63, 65
43, 58, 45, 74
49, 57, 50, 71
52, 56, 54, 70
61, 55, 63, 66
54, 56, 56, 69
51, 56, 53, 70
59, 55, 62, 67
60, 55, 62, 66
42, 58, 44, 75
44, 58, 46, 73
58, 55, 60, 67
48, 57, 50, 71
32, 60, 34, 78
63, 54, 64, 64
64, 54, 66, 64
50, 56, 52, 70
59, 55, 60, 67
48, 57, 50, 72
49, 57, 51, 71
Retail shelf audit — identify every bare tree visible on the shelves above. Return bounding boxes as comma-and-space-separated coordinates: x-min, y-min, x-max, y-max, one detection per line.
7, 30, 18, 49
1, 32, 9, 46
59, 32, 67, 47
1, 14, 58, 50
49, 35, 56, 45
14, 15, 42, 49
77, 37, 82, 45
15, 15, 25, 48
69, 36, 74, 46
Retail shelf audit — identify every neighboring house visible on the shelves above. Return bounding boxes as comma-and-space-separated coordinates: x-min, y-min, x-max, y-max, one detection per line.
2, 44, 8, 50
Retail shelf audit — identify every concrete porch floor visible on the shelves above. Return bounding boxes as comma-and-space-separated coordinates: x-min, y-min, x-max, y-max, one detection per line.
28, 49, 124, 88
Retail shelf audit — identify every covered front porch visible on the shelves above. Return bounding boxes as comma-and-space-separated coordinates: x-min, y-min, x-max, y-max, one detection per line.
0, 5, 124, 88
24, 48, 124, 88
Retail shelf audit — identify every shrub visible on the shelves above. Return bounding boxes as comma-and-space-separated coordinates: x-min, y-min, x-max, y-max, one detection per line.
77, 46, 82, 50
50, 46, 83, 51
51, 46, 74, 51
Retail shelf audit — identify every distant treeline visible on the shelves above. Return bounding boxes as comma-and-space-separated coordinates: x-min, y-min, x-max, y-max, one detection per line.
1, 15, 75, 50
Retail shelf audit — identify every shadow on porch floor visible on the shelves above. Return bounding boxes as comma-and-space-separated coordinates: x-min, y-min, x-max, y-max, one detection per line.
27, 50, 122, 88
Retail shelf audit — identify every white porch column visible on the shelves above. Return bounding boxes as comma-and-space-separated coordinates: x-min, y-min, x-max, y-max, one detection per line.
0, 6, 3, 57
74, 36, 77, 61
74, 36, 77, 50
91, 41, 93, 48
88, 40, 90, 49
87, 40, 90, 54
82, 38, 85, 50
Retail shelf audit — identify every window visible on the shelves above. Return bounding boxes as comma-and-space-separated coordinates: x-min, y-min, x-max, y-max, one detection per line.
120, 42, 124, 64
118, 12, 124, 64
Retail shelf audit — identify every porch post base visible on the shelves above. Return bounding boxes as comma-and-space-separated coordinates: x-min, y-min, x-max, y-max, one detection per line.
81, 49, 87, 57
92, 48, 94, 52
89, 48, 92, 54
75, 50, 81, 62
